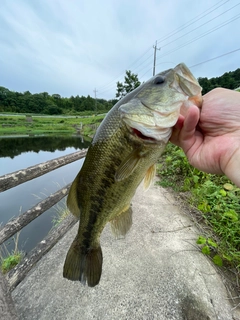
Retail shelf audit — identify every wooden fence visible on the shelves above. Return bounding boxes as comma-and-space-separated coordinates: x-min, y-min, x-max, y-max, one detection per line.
0, 149, 88, 319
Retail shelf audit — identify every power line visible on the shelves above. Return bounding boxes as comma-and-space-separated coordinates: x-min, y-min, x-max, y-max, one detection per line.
100, 47, 239, 99
99, 47, 239, 99
190, 48, 240, 68
155, 14, 240, 64
137, 8, 240, 78
97, 46, 152, 92
159, 2, 240, 49
156, 0, 229, 43
97, 50, 154, 95
98, 2, 228, 93
139, 62, 175, 80
97, 1, 238, 98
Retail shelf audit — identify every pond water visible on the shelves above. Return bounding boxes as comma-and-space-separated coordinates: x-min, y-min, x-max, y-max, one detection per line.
0, 135, 91, 256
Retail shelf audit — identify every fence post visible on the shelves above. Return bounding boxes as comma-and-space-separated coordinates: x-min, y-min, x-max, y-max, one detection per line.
0, 271, 18, 319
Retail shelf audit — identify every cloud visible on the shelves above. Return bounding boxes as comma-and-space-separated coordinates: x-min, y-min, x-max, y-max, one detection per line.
0, 0, 239, 99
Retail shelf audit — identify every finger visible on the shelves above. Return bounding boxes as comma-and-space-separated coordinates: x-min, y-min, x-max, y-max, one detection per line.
181, 105, 200, 143
170, 106, 199, 149
170, 115, 184, 146
175, 105, 201, 154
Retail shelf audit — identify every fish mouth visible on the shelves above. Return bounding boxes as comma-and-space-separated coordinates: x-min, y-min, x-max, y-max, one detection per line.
131, 127, 157, 142
123, 116, 172, 144
121, 100, 177, 144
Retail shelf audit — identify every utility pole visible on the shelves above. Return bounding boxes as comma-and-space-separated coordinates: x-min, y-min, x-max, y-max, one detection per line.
93, 88, 98, 113
153, 41, 161, 76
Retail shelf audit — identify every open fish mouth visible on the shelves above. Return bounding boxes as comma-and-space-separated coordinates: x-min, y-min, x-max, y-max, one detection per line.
122, 116, 173, 144
120, 100, 179, 143
132, 127, 157, 142
119, 63, 202, 144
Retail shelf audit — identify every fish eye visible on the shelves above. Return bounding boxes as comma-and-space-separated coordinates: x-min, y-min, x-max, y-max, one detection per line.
154, 76, 165, 85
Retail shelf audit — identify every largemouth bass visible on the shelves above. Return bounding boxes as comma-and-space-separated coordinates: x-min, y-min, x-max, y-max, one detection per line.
63, 63, 202, 287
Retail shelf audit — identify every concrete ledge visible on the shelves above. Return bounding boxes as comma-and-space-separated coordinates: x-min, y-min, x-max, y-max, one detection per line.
12, 180, 238, 320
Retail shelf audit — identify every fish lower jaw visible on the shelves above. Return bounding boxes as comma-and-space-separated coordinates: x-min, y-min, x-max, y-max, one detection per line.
129, 125, 172, 144
131, 128, 157, 142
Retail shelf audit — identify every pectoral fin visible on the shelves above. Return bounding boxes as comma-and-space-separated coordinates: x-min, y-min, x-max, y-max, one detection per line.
115, 149, 141, 181
110, 205, 133, 238
144, 164, 156, 190
67, 176, 81, 218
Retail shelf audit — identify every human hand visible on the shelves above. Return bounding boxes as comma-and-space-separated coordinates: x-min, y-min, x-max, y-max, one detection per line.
170, 88, 240, 187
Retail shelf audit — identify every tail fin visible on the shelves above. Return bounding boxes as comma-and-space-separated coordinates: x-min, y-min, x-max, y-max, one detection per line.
63, 238, 103, 287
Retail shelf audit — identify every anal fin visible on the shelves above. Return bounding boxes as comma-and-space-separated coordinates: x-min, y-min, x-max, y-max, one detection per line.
110, 205, 133, 239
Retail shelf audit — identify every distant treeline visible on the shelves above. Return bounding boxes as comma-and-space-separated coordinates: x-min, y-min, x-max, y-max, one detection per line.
198, 68, 240, 94
0, 87, 118, 115
0, 67, 239, 114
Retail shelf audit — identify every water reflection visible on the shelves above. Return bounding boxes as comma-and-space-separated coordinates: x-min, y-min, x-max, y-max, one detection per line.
0, 134, 91, 159
0, 135, 91, 256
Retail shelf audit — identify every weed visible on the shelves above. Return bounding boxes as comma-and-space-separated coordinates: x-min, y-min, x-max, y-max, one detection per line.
0, 114, 104, 136
51, 199, 70, 227
0, 232, 23, 273
32, 184, 71, 228
157, 143, 240, 269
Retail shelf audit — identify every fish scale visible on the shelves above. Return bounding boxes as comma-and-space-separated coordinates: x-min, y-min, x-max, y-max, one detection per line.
63, 63, 202, 287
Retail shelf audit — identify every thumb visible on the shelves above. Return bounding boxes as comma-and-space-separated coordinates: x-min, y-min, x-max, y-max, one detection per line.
180, 105, 200, 154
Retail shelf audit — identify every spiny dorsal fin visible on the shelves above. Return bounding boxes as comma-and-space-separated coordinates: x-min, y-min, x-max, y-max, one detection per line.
115, 149, 141, 181
144, 164, 156, 190
110, 205, 133, 239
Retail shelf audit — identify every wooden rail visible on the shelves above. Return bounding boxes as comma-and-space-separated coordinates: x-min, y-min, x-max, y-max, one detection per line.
7, 214, 78, 291
0, 184, 71, 245
0, 149, 87, 192
0, 271, 18, 319
0, 148, 88, 318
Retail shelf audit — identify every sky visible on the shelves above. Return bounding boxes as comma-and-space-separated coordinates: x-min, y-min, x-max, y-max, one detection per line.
0, 0, 239, 100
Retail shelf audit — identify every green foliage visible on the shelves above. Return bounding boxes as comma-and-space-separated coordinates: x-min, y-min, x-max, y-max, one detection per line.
0, 86, 115, 115
198, 68, 240, 94
116, 70, 141, 99
0, 114, 104, 136
51, 199, 70, 227
0, 232, 23, 273
196, 236, 223, 266
1, 254, 22, 274
157, 143, 240, 269
201, 245, 210, 255
213, 255, 223, 267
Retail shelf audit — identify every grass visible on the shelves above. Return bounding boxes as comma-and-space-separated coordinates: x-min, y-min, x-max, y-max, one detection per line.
32, 185, 71, 228
0, 114, 105, 136
0, 200, 70, 274
51, 199, 71, 227
157, 143, 240, 270
0, 207, 24, 274
0, 189, 71, 273
0, 231, 23, 274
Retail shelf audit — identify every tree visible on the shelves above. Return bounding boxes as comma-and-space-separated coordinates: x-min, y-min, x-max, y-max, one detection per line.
116, 70, 141, 99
